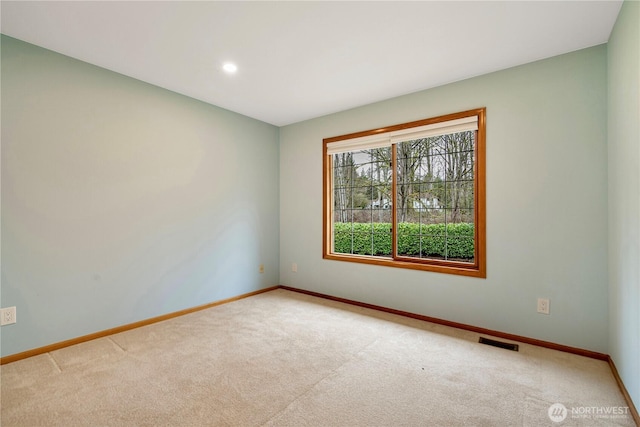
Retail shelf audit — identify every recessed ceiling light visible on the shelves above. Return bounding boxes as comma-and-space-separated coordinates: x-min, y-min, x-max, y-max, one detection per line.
223, 62, 238, 74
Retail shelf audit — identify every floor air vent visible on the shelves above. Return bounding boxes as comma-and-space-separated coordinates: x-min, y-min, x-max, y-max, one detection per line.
479, 337, 519, 351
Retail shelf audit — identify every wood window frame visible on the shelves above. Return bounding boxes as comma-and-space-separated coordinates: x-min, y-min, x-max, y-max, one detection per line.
323, 108, 486, 278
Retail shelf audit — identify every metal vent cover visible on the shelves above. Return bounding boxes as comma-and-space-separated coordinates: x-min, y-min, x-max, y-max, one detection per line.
479, 337, 519, 351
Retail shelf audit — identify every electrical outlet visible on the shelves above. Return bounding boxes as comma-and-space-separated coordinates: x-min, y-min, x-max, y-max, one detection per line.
537, 298, 550, 315
292, 263, 298, 272
1, 307, 17, 325
259, 264, 264, 274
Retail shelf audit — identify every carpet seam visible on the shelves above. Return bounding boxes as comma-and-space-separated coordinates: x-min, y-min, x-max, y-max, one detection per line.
260, 337, 383, 426
46, 352, 62, 374
107, 336, 127, 354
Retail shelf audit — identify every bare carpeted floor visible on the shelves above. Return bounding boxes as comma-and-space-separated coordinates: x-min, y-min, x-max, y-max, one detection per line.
1, 289, 634, 426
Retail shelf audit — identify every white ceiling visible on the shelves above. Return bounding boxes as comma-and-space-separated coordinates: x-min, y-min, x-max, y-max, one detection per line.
1, 1, 623, 126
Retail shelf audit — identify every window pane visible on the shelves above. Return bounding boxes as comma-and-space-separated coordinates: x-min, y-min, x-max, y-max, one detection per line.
397, 222, 421, 257
446, 235, 475, 262
351, 231, 373, 255
372, 230, 392, 257
333, 148, 392, 256
421, 234, 446, 258
333, 226, 352, 254
396, 130, 475, 264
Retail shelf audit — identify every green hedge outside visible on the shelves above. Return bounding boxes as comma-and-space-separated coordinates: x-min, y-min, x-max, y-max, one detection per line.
334, 222, 474, 259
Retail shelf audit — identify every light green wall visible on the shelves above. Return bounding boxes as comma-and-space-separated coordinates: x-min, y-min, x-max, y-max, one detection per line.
608, 0, 640, 409
0, 36, 280, 357
280, 45, 609, 353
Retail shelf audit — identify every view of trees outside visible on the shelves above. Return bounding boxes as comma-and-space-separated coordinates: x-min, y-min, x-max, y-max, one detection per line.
333, 130, 475, 262
333, 147, 393, 257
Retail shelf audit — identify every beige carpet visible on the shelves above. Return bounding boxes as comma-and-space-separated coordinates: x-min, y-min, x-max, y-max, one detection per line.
0, 289, 634, 426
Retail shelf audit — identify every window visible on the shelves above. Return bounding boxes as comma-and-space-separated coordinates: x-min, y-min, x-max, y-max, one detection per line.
323, 108, 486, 277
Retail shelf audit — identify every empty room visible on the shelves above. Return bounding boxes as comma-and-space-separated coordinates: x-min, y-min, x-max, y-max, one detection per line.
1, 1, 638, 426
